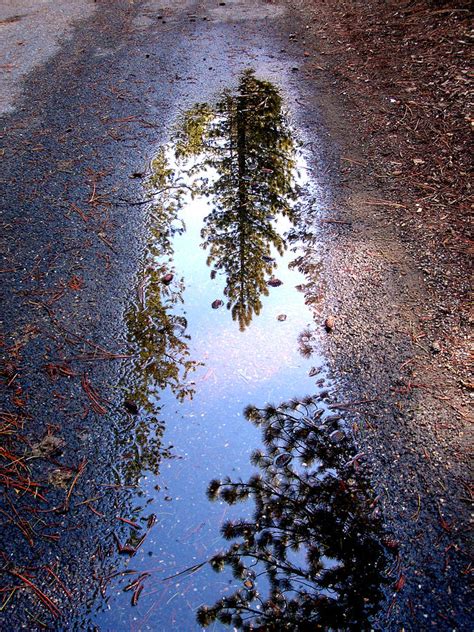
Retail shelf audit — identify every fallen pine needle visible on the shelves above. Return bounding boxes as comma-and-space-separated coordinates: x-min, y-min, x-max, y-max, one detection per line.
45, 567, 72, 600
9, 571, 60, 618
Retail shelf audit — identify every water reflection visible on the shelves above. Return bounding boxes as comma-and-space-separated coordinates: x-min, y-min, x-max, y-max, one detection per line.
118, 70, 303, 484
199, 397, 390, 630
126, 150, 197, 406
97, 71, 331, 630
121, 150, 200, 484
172, 69, 301, 330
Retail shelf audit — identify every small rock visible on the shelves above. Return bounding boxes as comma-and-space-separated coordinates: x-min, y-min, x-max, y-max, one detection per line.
329, 430, 344, 443
49, 469, 74, 489
430, 341, 442, 354
291, 66, 299, 72
212, 299, 223, 309
124, 399, 139, 415
277, 314, 287, 322
161, 273, 174, 285
274, 453, 292, 467
31, 435, 65, 458
308, 366, 321, 377
383, 537, 399, 550
4, 363, 16, 379
77, 429, 90, 442
130, 172, 144, 178
268, 277, 283, 287
324, 316, 335, 332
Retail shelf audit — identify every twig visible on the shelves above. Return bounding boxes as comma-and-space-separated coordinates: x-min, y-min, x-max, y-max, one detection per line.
60, 459, 87, 512
45, 566, 72, 600
162, 560, 207, 581
363, 198, 406, 208
8, 571, 60, 618
320, 219, 352, 225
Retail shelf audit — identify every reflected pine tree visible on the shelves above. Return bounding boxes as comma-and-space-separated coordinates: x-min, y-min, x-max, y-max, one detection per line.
173, 70, 300, 330
119, 69, 303, 480
121, 151, 200, 483
198, 397, 390, 630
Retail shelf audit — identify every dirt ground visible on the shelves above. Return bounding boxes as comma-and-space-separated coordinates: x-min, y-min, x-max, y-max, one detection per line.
286, 0, 472, 628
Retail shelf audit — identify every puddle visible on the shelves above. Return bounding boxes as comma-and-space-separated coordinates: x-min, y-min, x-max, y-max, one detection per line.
92, 71, 389, 630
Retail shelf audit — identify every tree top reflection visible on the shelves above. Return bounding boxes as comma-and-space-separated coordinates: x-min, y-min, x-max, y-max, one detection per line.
173, 69, 301, 330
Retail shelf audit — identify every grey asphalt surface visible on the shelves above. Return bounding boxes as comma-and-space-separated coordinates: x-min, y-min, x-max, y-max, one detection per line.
0, 0, 96, 115
0, 1, 471, 630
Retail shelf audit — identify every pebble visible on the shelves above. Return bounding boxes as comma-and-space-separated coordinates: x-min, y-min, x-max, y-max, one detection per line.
329, 430, 344, 443
268, 277, 283, 287
161, 273, 174, 285
124, 399, 139, 415
431, 341, 441, 354
325, 315, 335, 332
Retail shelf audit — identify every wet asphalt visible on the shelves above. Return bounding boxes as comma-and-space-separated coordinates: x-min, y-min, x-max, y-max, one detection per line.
0, 1, 471, 630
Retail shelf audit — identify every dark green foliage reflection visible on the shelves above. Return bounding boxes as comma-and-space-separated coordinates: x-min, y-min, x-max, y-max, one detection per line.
174, 70, 300, 330
121, 151, 199, 483
199, 398, 390, 630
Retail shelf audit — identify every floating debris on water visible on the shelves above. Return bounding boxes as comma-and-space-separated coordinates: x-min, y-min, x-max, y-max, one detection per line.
124, 399, 139, 415
268, 276, 283, 287
161, 273, 174, 285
